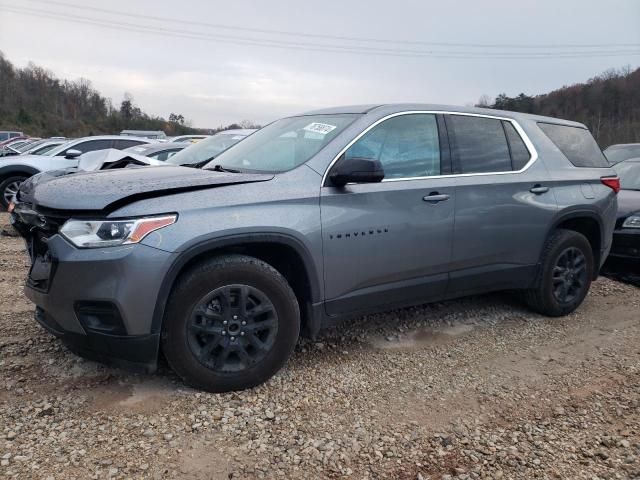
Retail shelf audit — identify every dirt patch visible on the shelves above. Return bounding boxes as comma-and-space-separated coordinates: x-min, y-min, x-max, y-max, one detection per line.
91, 378, 177, 413
371, 324, 476, 350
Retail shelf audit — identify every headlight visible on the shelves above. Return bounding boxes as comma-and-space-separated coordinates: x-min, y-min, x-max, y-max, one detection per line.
623, 215, 640, 229
60, 215, 177, 248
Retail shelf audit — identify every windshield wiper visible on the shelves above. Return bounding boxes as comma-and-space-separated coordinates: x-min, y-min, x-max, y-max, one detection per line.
209, 164, 242, 173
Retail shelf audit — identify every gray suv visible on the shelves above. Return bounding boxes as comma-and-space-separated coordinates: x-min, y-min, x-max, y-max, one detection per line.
10, 104, 619, 392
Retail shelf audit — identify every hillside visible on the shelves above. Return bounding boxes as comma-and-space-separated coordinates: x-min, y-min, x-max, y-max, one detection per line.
0, 52, 200, 138
480, 66, 640, 147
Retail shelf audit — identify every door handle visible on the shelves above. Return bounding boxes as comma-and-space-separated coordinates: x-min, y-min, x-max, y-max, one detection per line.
530, 185, 549, 194
423, 192, 450, 203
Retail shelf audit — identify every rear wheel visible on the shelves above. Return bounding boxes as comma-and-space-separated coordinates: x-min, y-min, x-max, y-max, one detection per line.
0, 175, 27, 209
524, 229, 594, 316
162, 255, 300, 392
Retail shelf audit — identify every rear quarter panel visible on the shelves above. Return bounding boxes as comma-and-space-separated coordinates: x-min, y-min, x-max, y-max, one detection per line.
523, 119, 618, 259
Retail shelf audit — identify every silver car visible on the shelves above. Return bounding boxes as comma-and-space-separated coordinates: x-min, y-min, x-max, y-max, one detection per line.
11, 104, 618, 392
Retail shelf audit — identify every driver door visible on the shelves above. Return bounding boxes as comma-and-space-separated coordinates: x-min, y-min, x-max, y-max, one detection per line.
320, 113, 456, 315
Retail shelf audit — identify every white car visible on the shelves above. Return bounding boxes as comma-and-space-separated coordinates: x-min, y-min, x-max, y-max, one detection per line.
0, 135, 151, 208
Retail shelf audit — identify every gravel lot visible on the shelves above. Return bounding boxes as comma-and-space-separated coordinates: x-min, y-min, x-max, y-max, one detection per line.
1, 211, 639, 479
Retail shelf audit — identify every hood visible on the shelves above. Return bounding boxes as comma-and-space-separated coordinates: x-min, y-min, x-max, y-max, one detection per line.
28, 166, 274, 212
617, 189, 640, 219
17, 150, 165, 203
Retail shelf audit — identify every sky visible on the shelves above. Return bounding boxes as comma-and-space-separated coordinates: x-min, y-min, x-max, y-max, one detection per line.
1, 0, 639, 128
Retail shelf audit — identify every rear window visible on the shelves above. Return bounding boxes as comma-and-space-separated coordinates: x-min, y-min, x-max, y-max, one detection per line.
538, 123, 608, 167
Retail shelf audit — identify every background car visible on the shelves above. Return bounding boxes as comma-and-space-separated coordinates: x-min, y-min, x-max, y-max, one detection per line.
11, 138, 47, 153
0, 137, 40, 157
123, 142, 190, 161
604, 143, 640, 165
22, 138, 68, 155
0, 135, 29, 148
0, 131, 23, 142
0, 135, 152, 208
0, 144, 22, 157
0, 138, 33, 156
169, 135, 209, 143
120, 130, 167, 140
609, 158, 640, 261
165, 129, 256, 167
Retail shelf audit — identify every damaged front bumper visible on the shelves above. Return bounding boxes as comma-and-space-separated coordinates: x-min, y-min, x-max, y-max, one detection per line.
10, 200, 175, 373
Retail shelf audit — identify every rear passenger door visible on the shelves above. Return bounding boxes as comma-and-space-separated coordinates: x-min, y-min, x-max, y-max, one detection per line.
444, 113, 557, 295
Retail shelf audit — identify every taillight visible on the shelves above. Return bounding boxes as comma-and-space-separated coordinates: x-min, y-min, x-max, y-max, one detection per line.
601, 176, 620, 194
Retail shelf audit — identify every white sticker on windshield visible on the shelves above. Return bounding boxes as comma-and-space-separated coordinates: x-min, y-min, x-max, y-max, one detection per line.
303, 122, 337, 135
232, 136, 244, 140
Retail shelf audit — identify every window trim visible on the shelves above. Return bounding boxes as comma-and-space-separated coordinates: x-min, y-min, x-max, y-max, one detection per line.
322, 110, 538, 186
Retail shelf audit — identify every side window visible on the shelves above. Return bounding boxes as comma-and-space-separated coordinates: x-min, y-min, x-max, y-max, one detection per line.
447, 115, 511, 173
114, 139, 146, 149
61, 139, 112, 155
345, 114, 441, 179
502, 121, 531, 170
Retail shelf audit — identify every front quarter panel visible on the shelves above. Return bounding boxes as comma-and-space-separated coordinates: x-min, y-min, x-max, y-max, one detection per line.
111, 165, 325, 298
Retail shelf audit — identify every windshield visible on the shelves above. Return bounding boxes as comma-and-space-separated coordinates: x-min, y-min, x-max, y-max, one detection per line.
203, 114, 359, 172
167, 133, 248, 166
47, 140, 77, 156
604, 145, 640, 165
33, 143, 61, 155
613, 161, 640, 190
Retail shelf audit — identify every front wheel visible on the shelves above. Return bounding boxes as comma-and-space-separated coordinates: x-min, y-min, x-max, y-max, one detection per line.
161, 255, 300, 392
524, 229, 594, 317
0, 175, 27, 209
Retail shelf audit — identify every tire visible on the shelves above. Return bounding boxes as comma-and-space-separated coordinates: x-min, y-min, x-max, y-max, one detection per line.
161, 254, 300, 392
524, 229, 594, 317
0, 175, 27, 209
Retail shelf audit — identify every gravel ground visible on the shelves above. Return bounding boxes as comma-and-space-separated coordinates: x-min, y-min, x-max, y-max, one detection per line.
1, 212, 640, 479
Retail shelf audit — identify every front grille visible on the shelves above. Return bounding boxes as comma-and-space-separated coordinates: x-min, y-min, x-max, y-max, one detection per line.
13, 203, 70, 292
26, 231, 57, 292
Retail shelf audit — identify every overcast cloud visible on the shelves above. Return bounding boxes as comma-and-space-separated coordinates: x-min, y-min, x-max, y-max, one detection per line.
1, 0, 639, 128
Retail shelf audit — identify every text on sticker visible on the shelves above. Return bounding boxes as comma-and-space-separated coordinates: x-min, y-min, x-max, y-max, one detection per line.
303, 123, 337, 135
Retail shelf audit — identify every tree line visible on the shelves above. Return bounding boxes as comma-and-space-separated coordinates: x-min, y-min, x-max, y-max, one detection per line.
0, 52, 258, 137
478, 66, 640, 148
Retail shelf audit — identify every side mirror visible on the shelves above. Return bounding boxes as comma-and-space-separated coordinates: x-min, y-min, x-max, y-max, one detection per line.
329, 155, 384, 187
65, 149, 82, 159
329, 156, 384, 187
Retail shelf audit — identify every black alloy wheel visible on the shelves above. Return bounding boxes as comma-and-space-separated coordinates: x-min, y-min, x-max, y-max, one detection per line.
551, 247, 588, 304
187, 284, 278, 373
